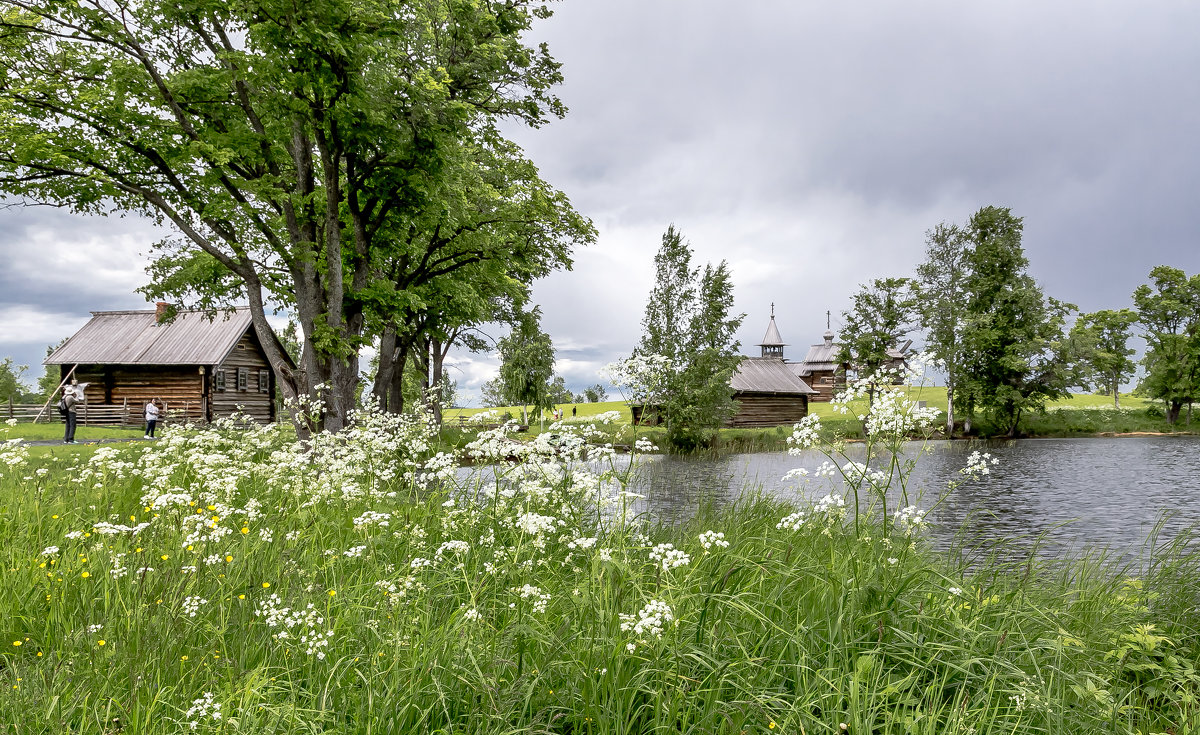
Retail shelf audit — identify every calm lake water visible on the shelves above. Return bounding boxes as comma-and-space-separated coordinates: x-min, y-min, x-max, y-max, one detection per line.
603, 437, 1200, 561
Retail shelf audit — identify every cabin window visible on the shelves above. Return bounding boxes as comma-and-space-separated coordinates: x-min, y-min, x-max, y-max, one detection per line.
258, 369, 271, 394
214, 369, 226, 392
237, 367, 248, 391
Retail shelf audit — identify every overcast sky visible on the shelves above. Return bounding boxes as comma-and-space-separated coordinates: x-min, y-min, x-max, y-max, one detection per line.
2, 1, 1199, 403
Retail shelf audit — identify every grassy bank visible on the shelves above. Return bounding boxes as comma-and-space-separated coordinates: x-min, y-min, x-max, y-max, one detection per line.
446, 391, 1194, 452
1, 416, 1198, 733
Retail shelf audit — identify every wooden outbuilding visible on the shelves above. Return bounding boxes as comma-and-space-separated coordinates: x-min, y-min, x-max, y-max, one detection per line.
44, 304, 292, 425
725, 310, 816, 428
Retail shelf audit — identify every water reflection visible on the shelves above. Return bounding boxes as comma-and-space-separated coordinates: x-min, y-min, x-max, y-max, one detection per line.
600, 437, 1200, 560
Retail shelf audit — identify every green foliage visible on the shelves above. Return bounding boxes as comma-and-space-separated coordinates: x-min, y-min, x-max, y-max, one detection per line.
0, 357, 29, 404
0, 0, 588, 431
838, 276, 917, 392
546, 375, 574, 405
1132, 266, 1200, 424
916, 221, 971, 432
957, 206, 1079, 436
1071, 309, 1139, 408
496, 307, 555, 422
634, 226, 744, 451
583, 383, 608, 403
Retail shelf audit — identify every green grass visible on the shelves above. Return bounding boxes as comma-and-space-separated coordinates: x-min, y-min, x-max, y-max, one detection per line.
446, 391, 1186, 453
1, 421, 145, 442
0, 417, 1198, 733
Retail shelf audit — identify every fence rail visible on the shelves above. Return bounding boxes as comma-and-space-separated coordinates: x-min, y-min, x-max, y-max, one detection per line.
4, 399, 206, 427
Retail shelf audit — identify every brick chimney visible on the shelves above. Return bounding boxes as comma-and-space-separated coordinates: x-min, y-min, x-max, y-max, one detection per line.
155, 302, 170, 323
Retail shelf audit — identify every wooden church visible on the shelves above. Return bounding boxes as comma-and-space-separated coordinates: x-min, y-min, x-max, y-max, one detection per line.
726, 308, 817, 427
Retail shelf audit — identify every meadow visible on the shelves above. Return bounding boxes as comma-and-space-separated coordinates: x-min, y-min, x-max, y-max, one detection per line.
446, 389, 1187, 452
1, 389, 1198, 733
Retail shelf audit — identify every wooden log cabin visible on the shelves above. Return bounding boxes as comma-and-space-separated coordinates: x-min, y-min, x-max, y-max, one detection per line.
45, 304, 293, 425
726, 310, 816, 428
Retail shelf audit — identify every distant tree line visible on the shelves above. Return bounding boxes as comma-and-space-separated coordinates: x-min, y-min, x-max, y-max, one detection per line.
841, 205, 1198, 435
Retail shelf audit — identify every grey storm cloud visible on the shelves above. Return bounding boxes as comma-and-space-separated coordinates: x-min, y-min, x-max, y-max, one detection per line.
2, 1, 1199, 400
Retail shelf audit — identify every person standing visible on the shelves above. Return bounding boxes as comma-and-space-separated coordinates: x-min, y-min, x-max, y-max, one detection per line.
61, 382, 79, 444
144, 399, 161, 439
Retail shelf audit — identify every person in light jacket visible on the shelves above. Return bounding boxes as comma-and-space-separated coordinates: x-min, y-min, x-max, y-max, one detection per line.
144, 399, 161, 439
61, 382, 80, 444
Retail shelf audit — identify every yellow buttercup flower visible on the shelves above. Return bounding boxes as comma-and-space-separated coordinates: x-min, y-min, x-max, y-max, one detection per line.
97, 640, 106, 646
80, 571, 90, 578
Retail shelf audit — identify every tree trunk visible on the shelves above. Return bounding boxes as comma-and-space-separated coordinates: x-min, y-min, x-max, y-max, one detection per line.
429, 338, 447, 427
1113, 378, 1120, 409
945, 385, 955, 436
372, 327, 398, 411
1167, 400, 1182, 424
1006, 408, 1022, 438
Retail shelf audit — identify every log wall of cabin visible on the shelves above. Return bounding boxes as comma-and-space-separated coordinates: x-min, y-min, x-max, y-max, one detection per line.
209, 333, 274, 424
804, 370, 845, 402
72, 365, 205, 423
726, 393, 809, 428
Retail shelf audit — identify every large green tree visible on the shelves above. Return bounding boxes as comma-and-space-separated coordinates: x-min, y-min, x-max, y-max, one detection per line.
1069, 309, 1138, 408
1132, 266, 1200, 424
957, 206, 1078, 436
634, 226, 743, 451
916, 222, 970, 434
496, 307, 555, 425
838, 276, 917, 404
0, 0, 585, 432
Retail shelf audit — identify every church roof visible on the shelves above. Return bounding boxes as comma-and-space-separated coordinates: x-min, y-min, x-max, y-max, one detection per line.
731, 357, 816, 395
759, 316, 785, 347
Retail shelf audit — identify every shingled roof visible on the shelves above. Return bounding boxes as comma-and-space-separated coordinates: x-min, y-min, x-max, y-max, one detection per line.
46, 308, 257, 366
731, 357, 816, 395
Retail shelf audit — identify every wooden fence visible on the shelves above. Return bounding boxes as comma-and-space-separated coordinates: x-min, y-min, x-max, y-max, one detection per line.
5, 398, 206, 427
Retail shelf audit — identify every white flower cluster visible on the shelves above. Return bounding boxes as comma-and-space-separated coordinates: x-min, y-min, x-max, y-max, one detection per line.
633, 437, 659, 453
786, 414, 823, 453
436, 540, 470, 558
893, 505, 926, 536
813, 493, 846, 514
512, 584, 550, 614
91, 521, 152, 536
182, 595, 208, 618
515, 512, 560, 537
255, 594, 334, 658
568, 536, 598, 550
619, 599, 674, 639
776, 511, 807, 531
184, 692, 222, 731
342, 545, 368, 558
353, 510, 391, 530
41, 546, 60, 557
648, 543, 690, 571
698, 531, 729, 550
962, 451, 1000, 479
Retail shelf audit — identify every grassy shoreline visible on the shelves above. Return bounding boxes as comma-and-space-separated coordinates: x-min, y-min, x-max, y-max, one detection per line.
1, 415, 1198, 733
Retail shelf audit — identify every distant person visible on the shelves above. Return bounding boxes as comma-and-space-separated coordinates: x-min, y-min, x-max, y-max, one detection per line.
60, 381, 80, 444
572, 405, 576, 418
144, 399, 161, 439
